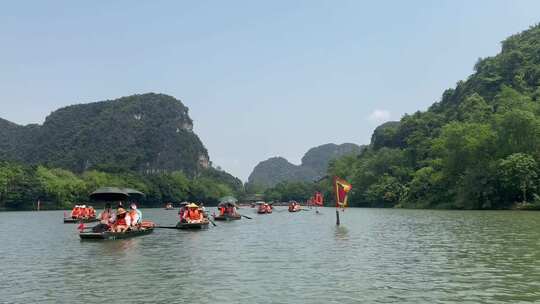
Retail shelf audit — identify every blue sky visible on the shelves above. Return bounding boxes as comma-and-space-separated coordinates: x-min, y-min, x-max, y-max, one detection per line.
1, 1, 539, 180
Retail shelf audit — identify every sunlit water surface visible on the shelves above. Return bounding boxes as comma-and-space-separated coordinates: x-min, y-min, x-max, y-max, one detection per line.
1, 208, 540, 303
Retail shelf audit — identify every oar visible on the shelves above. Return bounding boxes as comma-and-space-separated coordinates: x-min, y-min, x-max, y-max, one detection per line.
240, 214, 253, 219
208, 218, 217, 227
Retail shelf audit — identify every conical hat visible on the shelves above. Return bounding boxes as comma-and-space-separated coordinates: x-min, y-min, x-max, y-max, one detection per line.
187, 203, 199, 208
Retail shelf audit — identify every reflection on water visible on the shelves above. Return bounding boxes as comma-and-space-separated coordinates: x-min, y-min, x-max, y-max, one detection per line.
1, 208, 540, 303
334, 225, 349, 240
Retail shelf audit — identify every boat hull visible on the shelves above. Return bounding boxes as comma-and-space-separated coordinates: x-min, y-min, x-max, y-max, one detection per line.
79, 228, 154, 240
64, 217, 99, 224
213, 215, 241, 221
176, 221, 209, 230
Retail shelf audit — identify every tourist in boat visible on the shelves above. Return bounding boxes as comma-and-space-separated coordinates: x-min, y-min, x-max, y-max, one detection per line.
88, 206, 96, 218
80, 205, 89, 218
179, 203, 187, 222
185, 203, 203, 223
219, 205, 226, 216
112, 208, 131, 232
129, 203, 142, 226
71, 205, 80, 219
92, 203, 113, 233
98, 203, 113, 224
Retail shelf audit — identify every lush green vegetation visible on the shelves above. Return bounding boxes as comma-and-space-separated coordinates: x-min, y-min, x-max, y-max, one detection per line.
261, 24, 540, 210
0, 161, 242, 210
0, 93, 248, 210
324, 24, 540, 209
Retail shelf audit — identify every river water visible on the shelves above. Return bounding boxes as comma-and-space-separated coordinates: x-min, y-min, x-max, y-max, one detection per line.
1, 207, 540, 303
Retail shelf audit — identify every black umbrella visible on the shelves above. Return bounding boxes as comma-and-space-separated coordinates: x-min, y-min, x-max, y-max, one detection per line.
121, 188, 145, 200
89, 187, 129, 202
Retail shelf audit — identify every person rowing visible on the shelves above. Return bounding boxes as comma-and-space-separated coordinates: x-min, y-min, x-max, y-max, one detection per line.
92, 203, 113, 233
98, 203, 113, 224
178, 202, 189, 222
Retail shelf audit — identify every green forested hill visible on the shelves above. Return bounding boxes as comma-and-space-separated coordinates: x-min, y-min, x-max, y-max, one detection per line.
328, 24, 540, 209
1, 93, 209, 175
0, 93, 244, 210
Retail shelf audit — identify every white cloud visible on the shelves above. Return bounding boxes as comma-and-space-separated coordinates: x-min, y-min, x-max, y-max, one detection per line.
367, 109, 391, 123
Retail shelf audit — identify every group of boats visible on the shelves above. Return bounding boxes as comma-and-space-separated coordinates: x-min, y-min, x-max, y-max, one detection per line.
63, 205, 98, 223
64, 188, 318, 241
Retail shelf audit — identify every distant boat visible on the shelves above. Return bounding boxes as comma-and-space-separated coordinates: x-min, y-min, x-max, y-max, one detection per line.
165, 202, 174, 210
213, 201, 241, 221
257, 202, 273, 214
64, 205, 98, 223
288, 201, 301, 212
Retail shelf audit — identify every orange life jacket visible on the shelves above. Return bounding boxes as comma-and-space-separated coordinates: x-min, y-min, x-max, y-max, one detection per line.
72, 208, 81, 218
116, 214, 127, 226
188, 209, 200, 220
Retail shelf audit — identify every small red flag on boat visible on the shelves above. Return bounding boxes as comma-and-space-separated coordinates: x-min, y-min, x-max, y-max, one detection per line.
78, 222, 85, 231
314, 191, 323, 206
334, 176, 352, 209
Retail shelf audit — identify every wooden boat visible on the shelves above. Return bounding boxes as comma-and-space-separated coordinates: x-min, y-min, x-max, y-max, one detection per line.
79, 227, 154, 240
213, 214, 241, 221
214, 201, 241, 221
288, 202, 301, 212
176, 220, 209, 230
64, 217, 99, 224
257, 202, 273, 214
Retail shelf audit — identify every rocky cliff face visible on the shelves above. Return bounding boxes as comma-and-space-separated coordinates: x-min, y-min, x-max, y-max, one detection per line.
248, 143, 364, 188
0, 93, 209, 176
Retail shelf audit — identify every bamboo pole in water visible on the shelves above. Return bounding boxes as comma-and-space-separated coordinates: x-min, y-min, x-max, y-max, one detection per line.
336, 209, 340, 226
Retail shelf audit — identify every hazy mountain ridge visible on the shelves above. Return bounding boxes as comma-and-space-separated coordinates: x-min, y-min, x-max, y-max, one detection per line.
248, 143, 364, 188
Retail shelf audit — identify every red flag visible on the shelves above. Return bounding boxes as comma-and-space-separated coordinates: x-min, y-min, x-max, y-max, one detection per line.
314, 191, 323, 206
334, 176, 352, 208
78, 222, 85, 231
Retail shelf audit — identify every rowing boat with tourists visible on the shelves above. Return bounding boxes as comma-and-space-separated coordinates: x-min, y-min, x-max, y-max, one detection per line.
212, 196, 241, 221
79, 187, 155, 240
63, 205, 99, 223
176, 202, 210, 229
288, 201, 302, 212
257, 201, 273, 214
